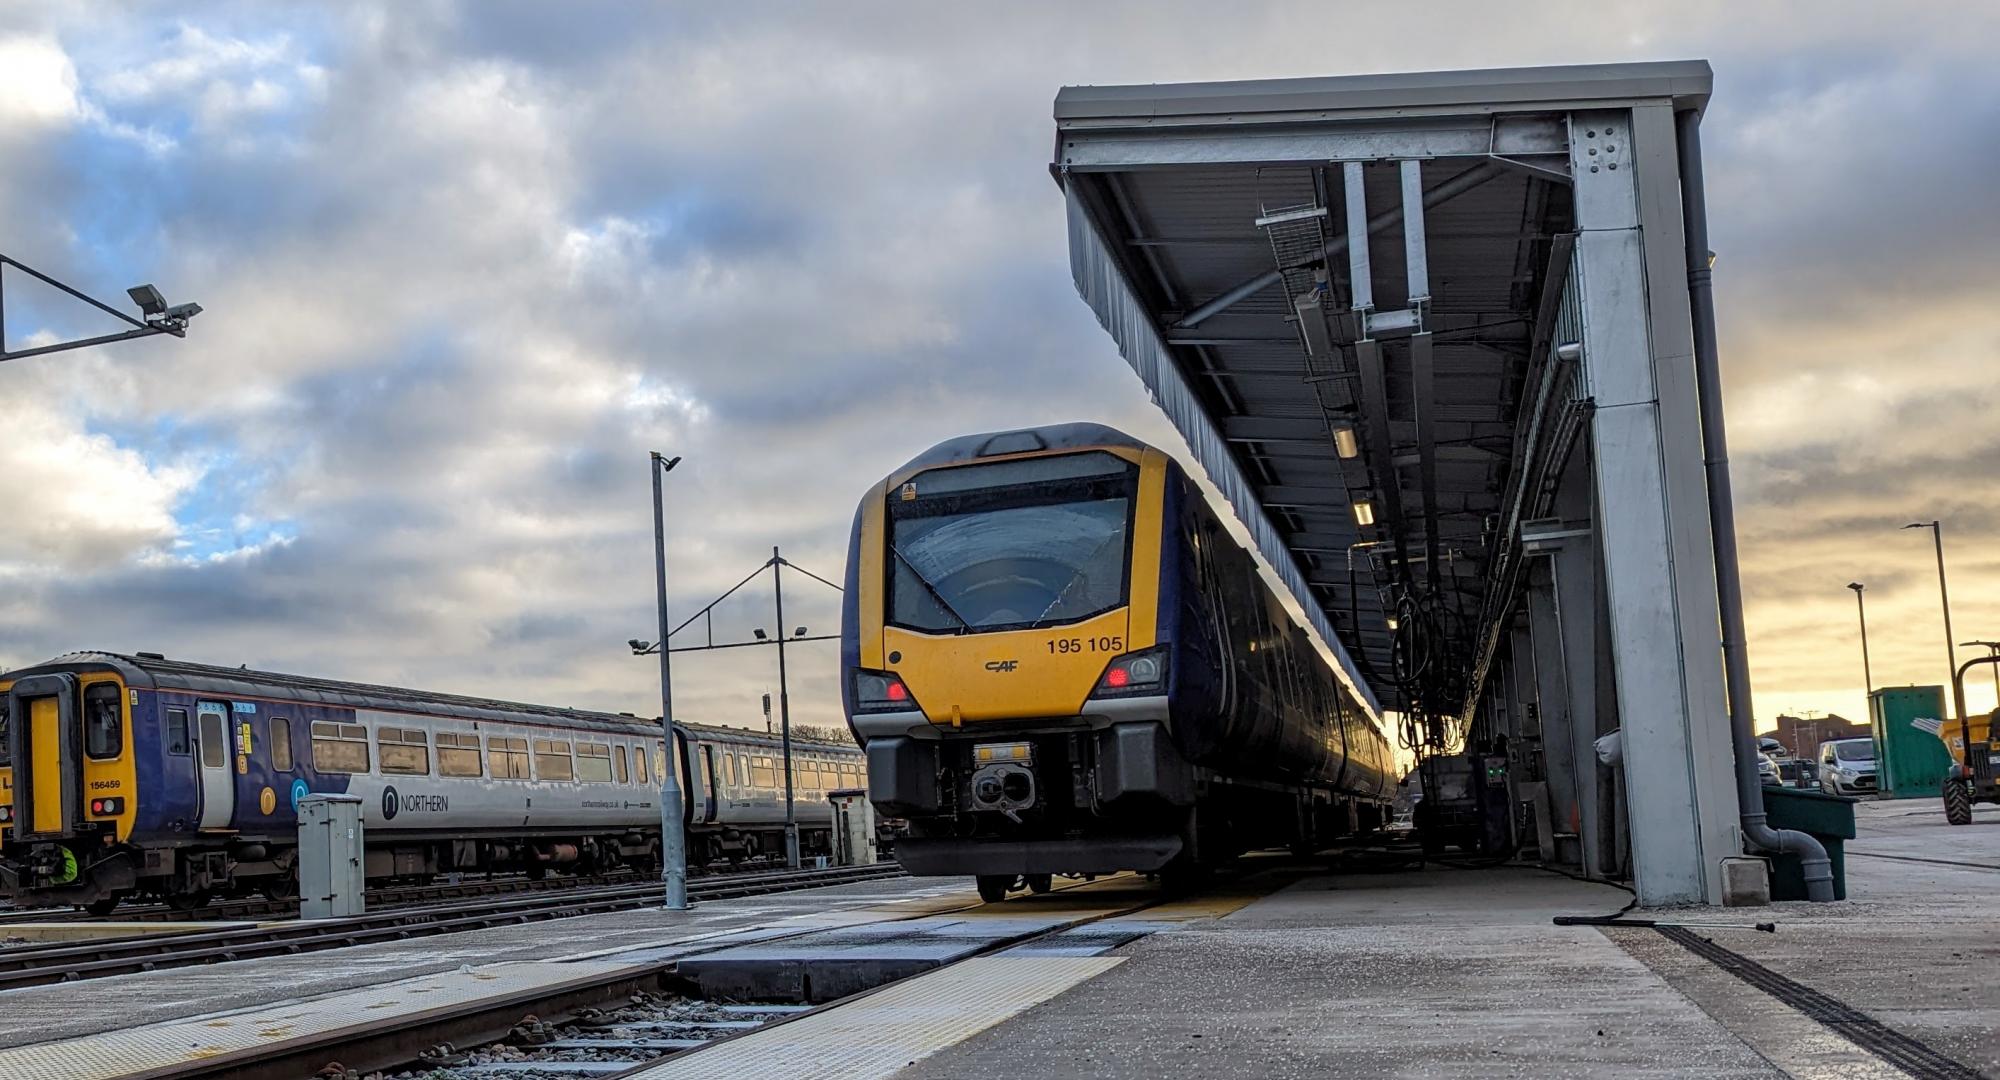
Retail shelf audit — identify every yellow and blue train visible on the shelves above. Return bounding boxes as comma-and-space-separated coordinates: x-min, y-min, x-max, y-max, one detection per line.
841, 423, 1394, 900
0, 652, 867, 912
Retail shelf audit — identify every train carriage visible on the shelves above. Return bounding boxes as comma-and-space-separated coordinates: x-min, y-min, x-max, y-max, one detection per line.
0, 652, 866, 912
841, 422, 1395, 900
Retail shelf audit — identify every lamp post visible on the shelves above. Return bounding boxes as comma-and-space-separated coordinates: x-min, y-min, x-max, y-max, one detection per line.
1903, 521, 1957, 708
1847, 582, 1872, 724
649, 451, 688, 911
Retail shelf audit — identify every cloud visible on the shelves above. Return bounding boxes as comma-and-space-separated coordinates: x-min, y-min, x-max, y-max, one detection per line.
1, 0, 1995, 738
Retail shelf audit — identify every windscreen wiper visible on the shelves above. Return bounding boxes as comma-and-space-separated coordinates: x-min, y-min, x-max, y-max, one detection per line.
890, 546, 975, 631
1027, 532, 1122, 628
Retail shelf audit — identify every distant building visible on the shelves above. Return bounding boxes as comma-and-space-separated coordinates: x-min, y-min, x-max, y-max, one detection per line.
1764, 713, 1869, 759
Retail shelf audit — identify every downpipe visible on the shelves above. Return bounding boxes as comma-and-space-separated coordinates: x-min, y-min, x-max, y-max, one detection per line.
1676, 109, 1834, 901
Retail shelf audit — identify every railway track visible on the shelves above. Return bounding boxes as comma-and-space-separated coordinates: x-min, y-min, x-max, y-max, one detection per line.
148, 872, 1144, 1080
0, 862, 905, 992
0, 857, 799, 925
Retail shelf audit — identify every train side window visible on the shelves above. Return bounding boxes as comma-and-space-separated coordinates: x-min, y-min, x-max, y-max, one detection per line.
615, 746, 629, 784
634, 744, 649, 785
311, 721, 370, 773
534, 739, 575, 781
490, 736, 531, 779
377, 727, 431, 775
724, 753, 739, 787
437, 732, 483, 777
654, 744, 666, 785
83, 684, 124, 759
270, 718, 295, 771
576, 743, 614, 783
751, 757, 777, 787
164, 707, 192, 755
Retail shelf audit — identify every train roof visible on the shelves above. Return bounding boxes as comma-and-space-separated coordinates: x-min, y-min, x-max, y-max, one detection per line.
0, 651, 856, 748
895, 421, 1148, 475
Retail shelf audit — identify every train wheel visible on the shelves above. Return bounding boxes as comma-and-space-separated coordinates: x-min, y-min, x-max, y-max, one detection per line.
166, 889, 211, 911
1024, 874, 1053, 895
975, 875, 1015, 903
262, 874, 299, 901
1944, 779, 1974, 826
84, 895, 122, 916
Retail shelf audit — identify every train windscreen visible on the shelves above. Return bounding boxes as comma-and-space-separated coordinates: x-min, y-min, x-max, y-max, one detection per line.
887, 451, 1137, 632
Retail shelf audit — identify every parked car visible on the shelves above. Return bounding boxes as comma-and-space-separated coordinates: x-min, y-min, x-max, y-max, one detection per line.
1815, 737, 1879, 796
1757, 752, 1781, 785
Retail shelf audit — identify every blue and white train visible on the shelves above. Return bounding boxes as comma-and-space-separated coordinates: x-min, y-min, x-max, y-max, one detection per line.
0, 652, 866, 912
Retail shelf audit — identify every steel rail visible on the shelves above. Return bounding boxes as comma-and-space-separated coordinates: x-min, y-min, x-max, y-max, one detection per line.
0, 863, 905, 991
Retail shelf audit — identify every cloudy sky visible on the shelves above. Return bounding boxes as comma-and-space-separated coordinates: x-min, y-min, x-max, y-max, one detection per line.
0, 1, 1994, 736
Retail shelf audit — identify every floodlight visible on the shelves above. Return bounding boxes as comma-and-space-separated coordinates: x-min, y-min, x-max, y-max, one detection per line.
1845, 583, 1863, 594
1352, 500, 1376, 527
793, 626, 808, 638
753, 629, 768, 641
628, 638, 649, 652
1333, 425, 1359, 460
128, 284, 167, 317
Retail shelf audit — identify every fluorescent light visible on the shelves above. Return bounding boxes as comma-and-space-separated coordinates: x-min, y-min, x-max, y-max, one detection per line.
1353, 500, 1375, 527
1333, 425, 1359, 459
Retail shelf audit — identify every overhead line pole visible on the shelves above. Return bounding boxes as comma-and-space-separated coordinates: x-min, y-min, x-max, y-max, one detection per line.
773, 546, 801, 869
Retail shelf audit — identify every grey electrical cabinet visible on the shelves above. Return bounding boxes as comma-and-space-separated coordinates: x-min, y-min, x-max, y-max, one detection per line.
298, 793, 366, 919
829, 791, 877, 866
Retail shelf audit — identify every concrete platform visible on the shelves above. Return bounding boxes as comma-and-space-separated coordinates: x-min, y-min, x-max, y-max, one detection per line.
890, 799, 1999, 1079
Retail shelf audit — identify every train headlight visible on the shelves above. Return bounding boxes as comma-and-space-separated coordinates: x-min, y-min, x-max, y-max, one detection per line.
1092, 647, 1168, 698
0, 805, 12, 823
88, 797, 125, 817
853, 669, 920, 713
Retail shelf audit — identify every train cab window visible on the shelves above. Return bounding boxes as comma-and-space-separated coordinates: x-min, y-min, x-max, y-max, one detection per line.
437, 732, 483, 777
634, 745, 649, 785
83, 684, 124, 759
490, 736, 531, 779
576, 743, 613, 782
0, 700, 9, 766
270, 718, 295, 771
312, 722, 370, 773
615, 746, 629, 784
377, 727, 431, 775
887, 451, 1137, 632
534, 739, 575, 781
164, 708, 192, 755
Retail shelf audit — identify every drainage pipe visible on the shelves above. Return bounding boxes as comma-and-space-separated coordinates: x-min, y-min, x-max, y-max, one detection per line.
1675, 108, 1835, 902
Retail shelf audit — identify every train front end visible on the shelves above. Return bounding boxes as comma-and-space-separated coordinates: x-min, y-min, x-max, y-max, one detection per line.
0, 659, 142, 910
842, 424, 1195, 888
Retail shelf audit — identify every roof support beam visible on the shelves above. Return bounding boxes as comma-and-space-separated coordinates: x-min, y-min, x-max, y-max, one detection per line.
1057, 114, 1566, 172
1173, 162, 1503, 329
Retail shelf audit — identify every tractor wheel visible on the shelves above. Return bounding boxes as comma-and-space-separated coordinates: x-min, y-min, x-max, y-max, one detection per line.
1944, 779, 1974, 826
975, 874, 1015, 903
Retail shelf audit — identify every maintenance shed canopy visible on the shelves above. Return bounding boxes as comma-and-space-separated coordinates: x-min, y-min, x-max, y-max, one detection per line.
1053, 61, 1712, 719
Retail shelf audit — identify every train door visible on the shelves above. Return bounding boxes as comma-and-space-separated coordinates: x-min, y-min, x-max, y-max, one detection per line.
6, 675, 79, 839
700, 745, 719, 823
193, 702, 236, 830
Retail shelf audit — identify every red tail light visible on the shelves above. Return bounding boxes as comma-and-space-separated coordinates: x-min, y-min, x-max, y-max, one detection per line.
853, 670, 919, 713
1091, 648, 1168, 698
